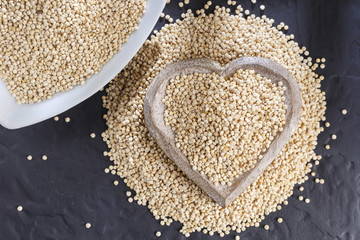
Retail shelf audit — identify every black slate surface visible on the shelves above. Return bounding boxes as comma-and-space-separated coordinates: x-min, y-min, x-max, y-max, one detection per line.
1, 0, 360, 239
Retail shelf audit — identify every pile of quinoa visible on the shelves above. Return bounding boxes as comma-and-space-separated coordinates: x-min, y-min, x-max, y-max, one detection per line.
102, 6, 326, 237
163, 70, 287, 185
0, 0, 146, 103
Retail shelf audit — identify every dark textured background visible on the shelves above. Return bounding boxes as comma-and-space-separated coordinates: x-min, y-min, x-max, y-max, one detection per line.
1, 0, 360, 239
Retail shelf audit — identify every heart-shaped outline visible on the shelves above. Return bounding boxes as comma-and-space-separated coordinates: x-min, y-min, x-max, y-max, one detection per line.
144, 57, 302, 207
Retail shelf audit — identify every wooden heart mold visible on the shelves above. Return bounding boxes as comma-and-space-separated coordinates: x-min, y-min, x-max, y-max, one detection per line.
144, 57, 302, 207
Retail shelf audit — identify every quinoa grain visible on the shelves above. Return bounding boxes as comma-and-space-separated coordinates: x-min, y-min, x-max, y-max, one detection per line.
102, 6, 326, 236
0, 0, 147, 103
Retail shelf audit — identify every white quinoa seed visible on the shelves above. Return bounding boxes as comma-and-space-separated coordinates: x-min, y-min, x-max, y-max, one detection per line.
17, 206, 23, 212
102, 6, 326, 236
341, 109, 348, 115
65, 117, 71, 123
42, 155, 48, 161
85, 223, 91, 229
156, 231, 161, 237
54, 116, 59, 121
90, 133, 96, 139
277, 218, 283, 223
0, 0, 147, 104
27, 155, 32, 161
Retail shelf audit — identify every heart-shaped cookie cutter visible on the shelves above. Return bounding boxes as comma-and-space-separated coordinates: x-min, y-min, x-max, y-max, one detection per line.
144, 57, 302, 207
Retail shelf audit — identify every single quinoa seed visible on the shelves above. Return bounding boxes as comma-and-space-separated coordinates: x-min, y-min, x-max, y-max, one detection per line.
85, 223, 91, 229
17, 206, 23, 212
341, 109, 348, 115
156, 231, 162, 237
102, 6, 326, 236
54, 116, 59, 121
277, 218, 283, 223
27, 155, 32, 161
0, 0, 147, 104
264, 225, 269, 230
65, 117, 71, 123
42, 155, 48, 161
90, 133, 96, 139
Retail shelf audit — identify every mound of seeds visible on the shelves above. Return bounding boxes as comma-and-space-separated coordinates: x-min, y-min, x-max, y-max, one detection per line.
102, 5, 326, 236
163, 70, 287, 185
0, 0, 146, 103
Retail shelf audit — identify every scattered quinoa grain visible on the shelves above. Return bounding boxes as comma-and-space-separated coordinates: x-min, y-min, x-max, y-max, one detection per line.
85, 223, 91, 229
305, 198, 310, 203
65, 117, 71, 123
277, 218, 283, 223
264, 225, 269, 230
325, 122, 330, 127
155, 231, 161, 237
325, 144, 330, 150
42, 155, 48, 161
17, 206, 23, 212
342, 109, 348, 115
54, 116, 59, 121
102, 6, 326, 236
27, 155, 32, 161
113, 180, 119, 186
235, 235, 240, 240
319, 179, 325, 184
331, 134, 337, 140
90, 133, 96, 139
128, 197, 133, 203
298, 196, 304, 201
260, 5, 265, 10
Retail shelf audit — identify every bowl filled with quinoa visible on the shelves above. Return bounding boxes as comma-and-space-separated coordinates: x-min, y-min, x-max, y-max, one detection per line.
0, 0, 166, 129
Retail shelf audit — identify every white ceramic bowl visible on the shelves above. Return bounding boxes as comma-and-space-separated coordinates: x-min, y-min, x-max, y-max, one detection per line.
0, 0, 166, 129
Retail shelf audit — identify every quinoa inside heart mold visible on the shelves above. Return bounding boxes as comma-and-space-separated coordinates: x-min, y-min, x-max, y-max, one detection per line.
164, 70, 287, 186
